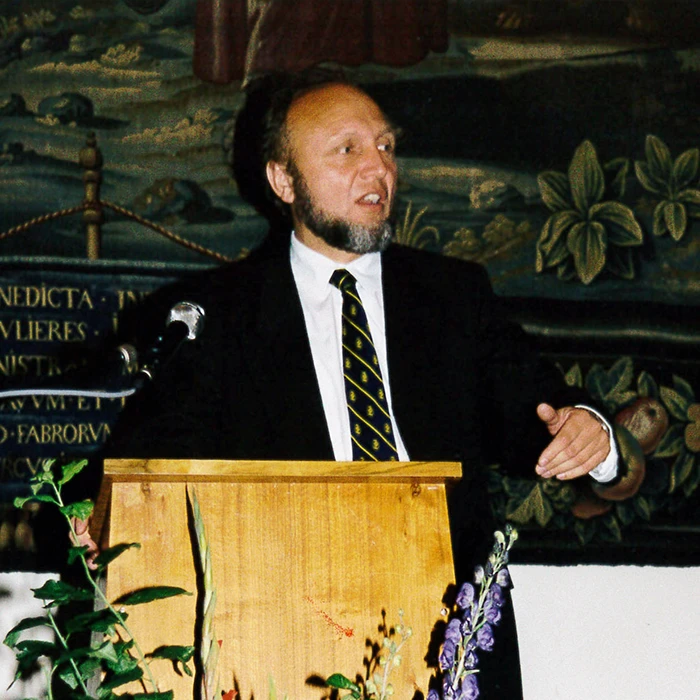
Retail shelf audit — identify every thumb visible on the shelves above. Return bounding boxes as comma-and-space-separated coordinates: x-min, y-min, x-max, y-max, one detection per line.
537, 403, 561, 434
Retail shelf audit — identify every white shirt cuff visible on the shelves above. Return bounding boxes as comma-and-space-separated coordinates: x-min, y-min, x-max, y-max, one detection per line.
575, 405, 619, 483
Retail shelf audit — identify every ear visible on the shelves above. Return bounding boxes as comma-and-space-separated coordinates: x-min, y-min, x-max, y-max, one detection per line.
266, 161, 295, 204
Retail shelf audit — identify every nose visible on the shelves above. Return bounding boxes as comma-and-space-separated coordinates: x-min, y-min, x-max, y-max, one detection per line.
359, 145, 391, 179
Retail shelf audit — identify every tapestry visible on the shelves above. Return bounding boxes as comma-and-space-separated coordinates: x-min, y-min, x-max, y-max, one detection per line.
2, 0, 700, 568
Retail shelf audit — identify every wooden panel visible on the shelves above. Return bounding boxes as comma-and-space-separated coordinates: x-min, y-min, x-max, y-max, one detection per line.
103, 462, 458, 700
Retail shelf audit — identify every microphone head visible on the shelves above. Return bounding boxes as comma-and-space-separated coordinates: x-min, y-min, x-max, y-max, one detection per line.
116, 343, 139, 373
166, 301, 205, 340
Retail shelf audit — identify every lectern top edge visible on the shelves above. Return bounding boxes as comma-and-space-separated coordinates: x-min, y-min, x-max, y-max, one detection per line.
102, 458, 463, 481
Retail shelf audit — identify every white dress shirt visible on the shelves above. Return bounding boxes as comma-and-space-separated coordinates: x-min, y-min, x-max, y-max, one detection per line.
290, 233, 618, 481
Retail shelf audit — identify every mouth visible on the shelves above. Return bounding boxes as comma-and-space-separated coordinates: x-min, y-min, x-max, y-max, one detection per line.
357, 192, 384, 206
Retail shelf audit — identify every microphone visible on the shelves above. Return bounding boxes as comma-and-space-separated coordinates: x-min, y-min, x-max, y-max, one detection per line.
133, 300, 205, 388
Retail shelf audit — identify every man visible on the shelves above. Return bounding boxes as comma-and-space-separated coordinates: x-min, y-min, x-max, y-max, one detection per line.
108, 71, 617, 698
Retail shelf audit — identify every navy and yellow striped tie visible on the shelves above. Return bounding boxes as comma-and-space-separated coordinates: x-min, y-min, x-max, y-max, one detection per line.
330, 269, 399, 462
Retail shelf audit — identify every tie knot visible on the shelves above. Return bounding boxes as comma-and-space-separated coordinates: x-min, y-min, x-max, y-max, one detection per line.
330, 268, 357, 293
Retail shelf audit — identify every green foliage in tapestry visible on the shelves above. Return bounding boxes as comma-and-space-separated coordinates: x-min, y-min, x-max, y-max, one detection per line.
536, 140, 644, 285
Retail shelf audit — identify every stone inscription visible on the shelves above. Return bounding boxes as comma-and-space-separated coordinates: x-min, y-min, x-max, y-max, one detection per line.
0, 265, 179, 491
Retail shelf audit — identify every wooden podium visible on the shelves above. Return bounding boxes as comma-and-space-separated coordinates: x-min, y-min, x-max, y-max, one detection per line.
95, 459, 461, 700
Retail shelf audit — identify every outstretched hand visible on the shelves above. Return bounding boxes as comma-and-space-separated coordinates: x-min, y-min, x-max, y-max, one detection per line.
535, 403, 610, 480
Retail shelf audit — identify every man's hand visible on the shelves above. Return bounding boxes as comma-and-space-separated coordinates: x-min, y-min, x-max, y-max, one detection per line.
70, 516, 99, 570
535, 403, 610, 480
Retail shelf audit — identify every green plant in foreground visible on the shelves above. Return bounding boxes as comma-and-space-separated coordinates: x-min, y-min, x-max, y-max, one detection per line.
326, 610, 412, 700
536, 140, 643, 284
635, 134, 700, 241
3, 459, 194, 699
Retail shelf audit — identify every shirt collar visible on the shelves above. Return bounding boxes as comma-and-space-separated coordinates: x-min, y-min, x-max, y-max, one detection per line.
290, 232, 383, 299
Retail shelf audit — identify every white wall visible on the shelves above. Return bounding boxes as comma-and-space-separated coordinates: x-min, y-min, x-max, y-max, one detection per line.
510, 564, 700, 700
3, 567, 700, 699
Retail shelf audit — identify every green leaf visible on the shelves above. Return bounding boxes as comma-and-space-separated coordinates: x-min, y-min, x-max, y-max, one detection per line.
61, 499, 94, 522
556, 258, 577, 281
569, 141, 604, 214
644, 134, 673, 181
605, 247, 635, 280
682, 462, 700, 498
673, 374, 696, 403
678, 188, 700, 217
633, 496, 652, 521
604, 157, 630, 198
100, 666, 143, 691
59, 459, 88, 486
663, 201, 687, 241
506, 483, 554, 527
567, 220, 607, 285
637, 371, 659, 399
589, 201, 643, 246
32, 579, 94, 606
604, 357, 635, 401
3, 616, 51, 648
670, 450, 695, 493
652, 200, 668, 236
634, 160, 664, 195
542, 210, 579, 254
65, 608, 123, 636
14, 494, 56, 508
14, 639, 60, 673
660, 386, 691, 421
326, 673, 362, 693
537, 170, 572, 211
672, 148, 699, 189
131, 692, 174, 700
114, 586, 192, 606
148, 645, 195, 676
585, 363, 611, 403
563, 363, 583, 388
653, 423, 684, 458
95, 542, 141, 570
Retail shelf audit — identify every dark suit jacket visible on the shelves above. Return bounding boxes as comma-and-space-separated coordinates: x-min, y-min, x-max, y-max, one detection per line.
109, 239, 582, 565
107, 238, 585, 699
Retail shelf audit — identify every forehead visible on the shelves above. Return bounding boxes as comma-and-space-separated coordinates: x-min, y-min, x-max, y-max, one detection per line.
285, 84, 392, 150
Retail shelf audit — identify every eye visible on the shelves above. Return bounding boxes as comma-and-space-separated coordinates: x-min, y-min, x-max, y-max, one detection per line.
378, 139, 395, 154
338, 142, 354, 155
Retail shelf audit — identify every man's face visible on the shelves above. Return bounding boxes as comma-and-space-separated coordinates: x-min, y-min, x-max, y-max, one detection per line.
268, 84, 398, 261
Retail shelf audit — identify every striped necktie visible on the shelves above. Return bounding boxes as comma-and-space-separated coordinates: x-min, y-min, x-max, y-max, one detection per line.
330, 269, 399, 462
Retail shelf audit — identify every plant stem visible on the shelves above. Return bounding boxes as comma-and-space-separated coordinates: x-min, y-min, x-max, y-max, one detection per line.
46, 606, 91, 697
56, 481, 162, 695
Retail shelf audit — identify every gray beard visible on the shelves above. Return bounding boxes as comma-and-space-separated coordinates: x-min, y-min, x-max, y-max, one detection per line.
292, 176, 393, 255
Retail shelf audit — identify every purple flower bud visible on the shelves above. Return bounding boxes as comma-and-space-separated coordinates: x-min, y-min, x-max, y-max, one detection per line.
473, 566, 485, 585
445, 617, 462, 645
427, 689, 440, 700
443, 677, 456, 700
476, 623, 494, 652
488, 583, 505, 606
483, 599, 502, 625
439, 639, 457, 670
461, 614, 473, 636
496, 567, 511, 587
463, 650, 478, 670
458, 673, 479, 700
456, 582, 475, 610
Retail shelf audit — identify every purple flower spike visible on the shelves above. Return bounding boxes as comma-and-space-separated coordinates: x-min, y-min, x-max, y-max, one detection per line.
458, 673, 479, 700
439, 638, 457, 670
455, 582, 475, 610
445, 618, 462, 644
496, 568, 511, 587
476, 623, 494, 652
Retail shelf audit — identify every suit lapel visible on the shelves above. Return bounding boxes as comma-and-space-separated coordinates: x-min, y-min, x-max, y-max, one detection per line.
235, 249, 334, 460
382, 246, 449, 460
